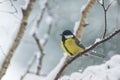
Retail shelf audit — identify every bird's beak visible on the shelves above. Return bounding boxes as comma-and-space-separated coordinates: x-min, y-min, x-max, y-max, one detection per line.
60, 34, 62, 36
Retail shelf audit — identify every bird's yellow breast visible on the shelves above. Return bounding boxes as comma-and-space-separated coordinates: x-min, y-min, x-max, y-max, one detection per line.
61, 38, 84, 56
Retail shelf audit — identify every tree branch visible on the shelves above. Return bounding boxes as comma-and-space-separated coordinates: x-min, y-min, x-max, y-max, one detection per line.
0, 0, 36, 79
76, 0, 96, 39
55, 28, 120, 80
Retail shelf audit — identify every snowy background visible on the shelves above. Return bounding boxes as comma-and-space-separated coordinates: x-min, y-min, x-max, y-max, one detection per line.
0, 0, 120, 80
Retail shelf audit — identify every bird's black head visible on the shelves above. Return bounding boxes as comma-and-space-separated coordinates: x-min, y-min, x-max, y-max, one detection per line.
61, 30, 74, 41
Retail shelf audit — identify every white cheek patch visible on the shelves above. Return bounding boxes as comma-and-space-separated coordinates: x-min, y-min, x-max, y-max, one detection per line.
65, 35, 73, 38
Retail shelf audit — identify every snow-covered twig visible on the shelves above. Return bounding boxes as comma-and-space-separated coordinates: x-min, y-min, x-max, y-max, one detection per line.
37, 0, 48, 28
55, 28, 120, 80
32, 33, 44, 75
0, 0, 17, 14
28, 0, 48, 34
0, 0, 36, 79
34, 20, 52, 75
28, 0, 52, 75
20, 55, 37, 80
9, 0, 17, 13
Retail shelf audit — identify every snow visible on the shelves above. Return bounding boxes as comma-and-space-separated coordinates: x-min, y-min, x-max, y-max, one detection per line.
35, 51, 41, 59
98, 0, 103, 4
46, 15, 53, 25
21, 0, 30, 10
29, 22, 38, 36
40, 39, 45, 45
39, 0, 47, 9
73, 21, 79, 35
0, 0, 119, 80
1, 20, 118, 80
59, 55, 120, 80
94, 38, 101, 43
81, 4, 86, 12
23, 74, 45, 80
80, 0, 91, 12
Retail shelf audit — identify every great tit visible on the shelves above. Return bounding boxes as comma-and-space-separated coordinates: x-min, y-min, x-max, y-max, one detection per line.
60, 30, 85, 57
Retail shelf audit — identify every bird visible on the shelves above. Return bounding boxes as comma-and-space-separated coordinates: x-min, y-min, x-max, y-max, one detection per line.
60, 30, 85, 57
60, 30, 105, 58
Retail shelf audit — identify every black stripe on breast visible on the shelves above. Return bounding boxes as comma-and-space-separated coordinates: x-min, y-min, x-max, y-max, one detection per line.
63, 41, 73, 56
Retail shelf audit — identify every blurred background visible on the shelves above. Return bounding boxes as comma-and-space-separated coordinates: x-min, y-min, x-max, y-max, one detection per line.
0, 0, 120, 80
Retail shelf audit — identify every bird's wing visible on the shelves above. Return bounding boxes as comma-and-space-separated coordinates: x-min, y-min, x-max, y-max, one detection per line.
74, 37, 85, 49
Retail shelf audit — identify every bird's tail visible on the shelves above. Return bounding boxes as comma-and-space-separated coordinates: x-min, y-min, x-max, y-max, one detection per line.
86, 50, 105, 58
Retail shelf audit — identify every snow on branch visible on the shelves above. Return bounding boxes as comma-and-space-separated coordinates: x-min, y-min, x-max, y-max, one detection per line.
55, 28, 120, 80
0, 0, 36, 79
30, 0, 48, 36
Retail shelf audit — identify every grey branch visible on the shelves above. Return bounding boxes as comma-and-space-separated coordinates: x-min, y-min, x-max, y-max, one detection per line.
97, 0, 115, 38
32, 33, 44, 75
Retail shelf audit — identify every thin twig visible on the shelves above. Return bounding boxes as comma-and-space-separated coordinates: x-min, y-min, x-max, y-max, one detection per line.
106, 0, 114, 11
0, 0, 36, 79
97, 0, 114, 38
55, 28, 120, 80
9, 0, 18, 13
33, 22, 53, 75
20, 55, 37, 80
33, 34, 44, 54
101, 0, 107, 38
36, 0, 48, 28
33, 33, 44, 75
0, 0, 17, 14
